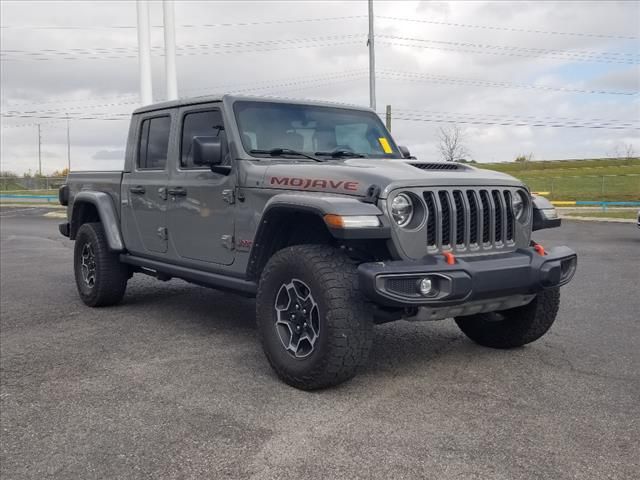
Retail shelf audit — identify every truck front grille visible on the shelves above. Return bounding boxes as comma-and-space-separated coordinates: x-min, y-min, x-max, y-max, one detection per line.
423, 188, 516, 252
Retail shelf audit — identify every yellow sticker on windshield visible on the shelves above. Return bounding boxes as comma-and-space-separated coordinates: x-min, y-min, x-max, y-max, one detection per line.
378, 137, 392, 153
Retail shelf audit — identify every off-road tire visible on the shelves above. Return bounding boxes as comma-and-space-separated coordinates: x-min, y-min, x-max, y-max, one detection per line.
74, 222, 128, 307
454, 288, 560, 349
256, 245, 373, 390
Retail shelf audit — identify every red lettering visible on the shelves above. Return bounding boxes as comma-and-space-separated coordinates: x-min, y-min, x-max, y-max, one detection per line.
290, 178, 304, 187
344, 182, 359, 191
312, 179, 327, 188
329, 180, 344, 189
270, 177, 289, 186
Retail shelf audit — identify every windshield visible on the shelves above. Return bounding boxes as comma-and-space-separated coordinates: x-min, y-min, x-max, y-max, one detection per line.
233, 101, 400, 159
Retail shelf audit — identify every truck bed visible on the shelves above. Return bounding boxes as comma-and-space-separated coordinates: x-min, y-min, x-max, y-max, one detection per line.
66, 171, 123, 217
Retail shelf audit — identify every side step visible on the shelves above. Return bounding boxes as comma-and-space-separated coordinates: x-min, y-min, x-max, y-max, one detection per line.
120, 255, 257, 297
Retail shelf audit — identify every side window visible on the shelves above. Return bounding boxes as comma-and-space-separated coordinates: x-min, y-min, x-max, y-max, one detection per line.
181, 109, 224, 168
138, 116, 171, 169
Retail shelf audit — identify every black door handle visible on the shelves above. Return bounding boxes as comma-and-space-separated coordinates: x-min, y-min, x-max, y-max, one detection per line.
129, 185, 146, 194
167, 187, 187, 196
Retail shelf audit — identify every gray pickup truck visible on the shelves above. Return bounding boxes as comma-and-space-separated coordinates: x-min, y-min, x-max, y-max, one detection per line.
59, 95, 576, 389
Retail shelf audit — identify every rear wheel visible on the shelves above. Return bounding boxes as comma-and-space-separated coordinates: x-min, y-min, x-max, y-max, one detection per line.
74, 222, 128, 307
256, 245, 373, 390
454, 288, 560, 349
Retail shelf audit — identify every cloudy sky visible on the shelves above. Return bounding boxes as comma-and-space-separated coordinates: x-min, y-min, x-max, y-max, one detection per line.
1, 0, 638, 175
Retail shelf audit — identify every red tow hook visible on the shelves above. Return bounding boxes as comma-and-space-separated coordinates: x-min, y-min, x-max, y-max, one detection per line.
532, 242, 546, 256
443, 251, 456, 265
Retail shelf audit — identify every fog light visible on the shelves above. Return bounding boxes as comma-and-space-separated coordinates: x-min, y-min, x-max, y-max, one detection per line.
418, 277, 434, 296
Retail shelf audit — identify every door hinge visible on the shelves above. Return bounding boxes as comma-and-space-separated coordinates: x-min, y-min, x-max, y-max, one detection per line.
157, 227, 168, 240
222, 189, 235, 205
221, 234, 235, 250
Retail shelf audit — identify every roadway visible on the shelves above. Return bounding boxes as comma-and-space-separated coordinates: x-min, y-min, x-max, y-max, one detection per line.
1, 207, 638, 479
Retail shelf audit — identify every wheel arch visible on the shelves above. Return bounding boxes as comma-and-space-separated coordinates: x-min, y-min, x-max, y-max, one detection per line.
246, 205, 333, 281
246, 194, 390, 281
70, 191, 125, 251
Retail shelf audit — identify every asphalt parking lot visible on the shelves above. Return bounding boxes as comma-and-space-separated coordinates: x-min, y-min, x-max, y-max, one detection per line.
1, 207, 638, 480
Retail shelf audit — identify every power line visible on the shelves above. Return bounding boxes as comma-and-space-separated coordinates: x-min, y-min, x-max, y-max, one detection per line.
0, 15, 368, 30
378, 34, 639, 60
0, 34, 367, 60
384, 109, 639, 130
377, 70, 639, 96
390, 116, 639, 130
376, 15, 639, 41
378, 40, 638, 65
391, 108, 638, 127
2, 70, 369, 117
1, 38, 365, 62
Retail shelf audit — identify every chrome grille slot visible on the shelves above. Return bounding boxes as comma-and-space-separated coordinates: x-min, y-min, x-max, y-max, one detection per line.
421, 187, 518, 253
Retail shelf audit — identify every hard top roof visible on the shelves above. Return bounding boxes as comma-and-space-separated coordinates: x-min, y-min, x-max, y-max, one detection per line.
132, 94, 373, 115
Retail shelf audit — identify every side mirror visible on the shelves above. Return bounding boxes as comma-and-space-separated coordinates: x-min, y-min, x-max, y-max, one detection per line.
193, 136, 222, 166
192, 136, 231, 174
398, 145, 415, 159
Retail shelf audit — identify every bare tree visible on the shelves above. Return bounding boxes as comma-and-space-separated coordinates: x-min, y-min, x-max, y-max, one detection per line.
437, 125, 469, 162
609, 142, 637, 160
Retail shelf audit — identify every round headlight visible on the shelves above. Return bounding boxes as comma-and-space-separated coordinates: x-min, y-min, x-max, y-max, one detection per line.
391, 193, 414, 227
512, 191, 528, 221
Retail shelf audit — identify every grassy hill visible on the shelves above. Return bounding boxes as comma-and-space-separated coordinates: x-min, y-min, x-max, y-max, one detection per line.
478, 158, 640, 201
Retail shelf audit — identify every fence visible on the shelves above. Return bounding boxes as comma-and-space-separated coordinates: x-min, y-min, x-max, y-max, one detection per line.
0, 176, 67, 192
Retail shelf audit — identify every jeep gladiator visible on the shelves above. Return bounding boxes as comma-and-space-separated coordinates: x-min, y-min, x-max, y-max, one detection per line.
59, 95, 577, 389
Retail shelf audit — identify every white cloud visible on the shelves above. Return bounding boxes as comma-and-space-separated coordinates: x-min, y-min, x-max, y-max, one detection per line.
1, 0, 638, 174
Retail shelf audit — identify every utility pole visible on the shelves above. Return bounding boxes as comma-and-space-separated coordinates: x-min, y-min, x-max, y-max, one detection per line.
163, 0, 178, 100
66, 116, 71, 173
136, 0, 153, 105
385, 105, 391, 131
368, 0, 376, 110
37, 123, 41, 176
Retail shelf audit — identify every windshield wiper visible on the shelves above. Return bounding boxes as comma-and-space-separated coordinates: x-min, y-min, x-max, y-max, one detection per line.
315, 149, 365, 158
250, 148, 323, 162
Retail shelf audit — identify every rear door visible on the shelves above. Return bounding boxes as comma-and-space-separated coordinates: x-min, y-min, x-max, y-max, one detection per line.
121, 113, 173, 255
166, 104, 235, 265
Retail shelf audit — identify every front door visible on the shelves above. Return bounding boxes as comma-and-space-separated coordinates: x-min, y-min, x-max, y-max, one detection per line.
166, 105, 235, 266
121, 113, 173, 255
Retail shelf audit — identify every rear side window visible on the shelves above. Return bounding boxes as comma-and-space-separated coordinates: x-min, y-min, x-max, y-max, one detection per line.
138, 116, 171, 169
181, 109, 224, 168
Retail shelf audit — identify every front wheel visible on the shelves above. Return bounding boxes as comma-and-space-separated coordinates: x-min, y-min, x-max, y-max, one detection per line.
74, 222, 128, 307
454, 288, 560, 349
256, 245, 373, 390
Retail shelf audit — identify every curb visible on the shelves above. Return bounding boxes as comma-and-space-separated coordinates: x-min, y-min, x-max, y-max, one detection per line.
561, 216, 635, 223
0, 203, 65, 209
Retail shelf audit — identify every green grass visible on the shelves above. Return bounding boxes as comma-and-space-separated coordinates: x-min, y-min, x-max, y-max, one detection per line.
0, 189, 58, 196
563, 210, 637, 220
479, 158, 640, 201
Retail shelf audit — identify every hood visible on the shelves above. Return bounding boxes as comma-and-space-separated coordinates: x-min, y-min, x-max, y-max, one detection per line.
257, 159, 524, 198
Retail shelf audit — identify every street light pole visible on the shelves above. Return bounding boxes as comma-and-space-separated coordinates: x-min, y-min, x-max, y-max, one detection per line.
368, 0, 376, 110
163, 0, 178, 100
136, 0, 153, 105
37, 123, 42, 176
66, 116, 71, 173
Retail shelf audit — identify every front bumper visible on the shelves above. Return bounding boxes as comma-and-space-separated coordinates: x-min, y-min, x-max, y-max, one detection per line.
358, 246, 577, 307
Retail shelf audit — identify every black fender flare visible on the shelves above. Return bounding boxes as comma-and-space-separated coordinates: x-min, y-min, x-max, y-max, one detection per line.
70, 191, 125, 251
246, 193, 390, 279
